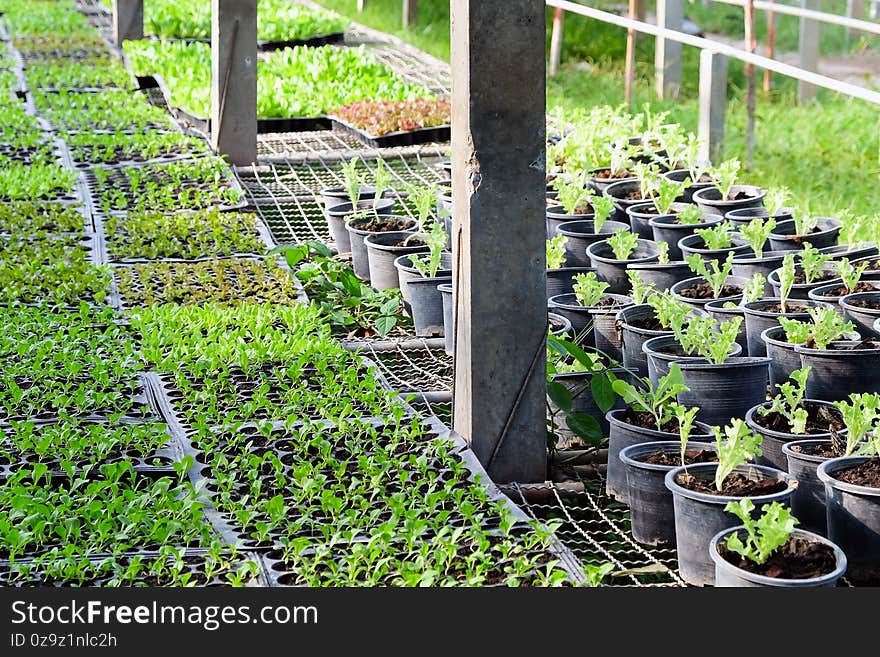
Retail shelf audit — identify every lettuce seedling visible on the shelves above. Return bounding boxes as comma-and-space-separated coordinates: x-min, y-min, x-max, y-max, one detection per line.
685, 253, 734, 299
740, 216, 776, 258
764, 187, 790, 217
724, 500, 798, 565
806, 306, 854, 350
836, 257, 869, 294
792, 209, 820, 237
612, 363, 690, 431
833, 393, 880, 457
799, 245, 831, 284
546, 235, 568, 270
572, 272, 609, 307
759, 366, 811, 434
409, 222, 448, 278
405, 183, 438, 227
627, 271, 656, 304
340, 157, 364, 207
648, 293, 693, 334
652, 176, 690, 215
709, 159, 741, 201
778, 317, 812, 345
676, 315, 743, 364
714, 419, 763, 491
675, 205, 704, 225
695, 222, 734, 250
740, 274, 767, 304
554, 178, 592, 215
656, 240, 670, 264
608, 229, 640, 260
670, 402, 700, 466
371, 159, 393, 210
592, 194, 615, 234
778, 254, 797, 313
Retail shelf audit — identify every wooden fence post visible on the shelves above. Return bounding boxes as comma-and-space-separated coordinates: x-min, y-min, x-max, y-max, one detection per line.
655, 0, 683, 99
549, 7, 565, 77
698, 50, 728, 163
798, 0, 820, 102
112, 0, 143, 45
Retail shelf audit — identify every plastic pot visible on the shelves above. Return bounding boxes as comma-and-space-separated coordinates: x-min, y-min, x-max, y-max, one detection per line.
603, 179, 646, 223
731, 251, 788, 296
692, 184, 766, 215
745, 400, 844, 471
547, 293, 633, 348
549, 367, 632, 446
742, 298, 826, 357
625, 201, 662, 240
625, 261, 694, 293
620, 441, 718, 546
641, 334, 742, 385
546, 266, 595, 302
326, 198, 395, 253
677, 232, 751, 264
767, 217, 842, 252
821, 242, 879, 261
663, 169, 713, 203
840, 291, 880, 338
648, 211, 724, 261
617, 303, 707, 378
818, 456, 880, 583
724, 206, 794, 227
761, 326, 803, 393
406, 275, 452, 337
546, 205, 594, 239
587, 239, 660, 294
587, 167, 636, 195
669, 275, 750, 311
395, 252, 453, 308
795, 340, 880, 401
676, 357, 771, 428
436, 187, 453, 251
607, 409, 714, 503
709, 526, 846, 587
783, 439, 835, 535
768, 262, 841, 300
853, 254, 880, 280
665, 462, 796, 586
364, 231, 427, 290
549, 312, 573, 337
703, 297, 749, 356
808, 280, 880, 311
346, 215, 416, 280
557, 220, 630, 268
438, 283, 453, 355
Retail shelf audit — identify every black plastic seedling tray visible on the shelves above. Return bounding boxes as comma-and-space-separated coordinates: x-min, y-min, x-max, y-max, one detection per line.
331, 117, 450, 149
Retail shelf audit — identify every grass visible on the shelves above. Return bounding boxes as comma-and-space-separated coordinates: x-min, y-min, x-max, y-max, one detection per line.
316, 0, 880, 216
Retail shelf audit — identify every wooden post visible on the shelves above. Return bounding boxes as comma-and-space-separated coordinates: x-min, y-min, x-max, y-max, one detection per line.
549, 7, 565, 77
698, 50, 728, 163
846, 0, 864, 40
451, 0, 548, 483
625, 0, 638, 105
112, 0, 143, 45
655, 0, 683, 99
357, 0, 366, 11
211, 0, 258, 166
798, 0, 820, 103
403, 0, 418, 28
744, 0, 757, 169
764, 0, 776, 93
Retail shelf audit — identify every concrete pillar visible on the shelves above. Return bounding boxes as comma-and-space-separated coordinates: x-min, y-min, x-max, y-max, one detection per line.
655, 0, 683, 99
211, 0, 258, 166
698, 50, 728, 163
798, 0, 820, 103
112, 0, 143, 45
450, 0, 547, 483
403, 0, 418, 28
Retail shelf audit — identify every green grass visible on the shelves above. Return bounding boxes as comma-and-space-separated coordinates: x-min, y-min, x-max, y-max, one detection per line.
316, 0, 880, 216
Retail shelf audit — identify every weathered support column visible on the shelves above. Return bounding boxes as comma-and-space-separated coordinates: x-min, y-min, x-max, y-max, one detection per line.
549, 7, 565, 77
112, 0, 143, 45
403, 0, 418, 28
798, 0, 820, 103
451, 0, 547, 483
655, 0, 683, 99
846, 0, 864, 39
211, 0, 258, 166
357, 0, 366, 11
698, 50, 728, 163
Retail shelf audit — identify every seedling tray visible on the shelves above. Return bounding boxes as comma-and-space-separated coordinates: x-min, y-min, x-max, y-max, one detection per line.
141, 32, 345, 51
331, 117, 450, 149
175, 109, 333, 139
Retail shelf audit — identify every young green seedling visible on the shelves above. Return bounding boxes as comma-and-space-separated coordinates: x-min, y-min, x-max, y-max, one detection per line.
648, 293, 693, 334
656, 240, 670, 264
607, 229, 640, 260
714, 419, 763, 491
836, 257, 869, 294
695, 222, 734, 250
724, 499, 798, 565
546, 234, 568, 270
405, 183, 438, 227
799, 245, 831, 284
652, 176, 690, 215
340, 157, 364, 207
627, 270, 656, 304
791, 209, 820, 237
709, 159, 741, 201
764, 187, 790, 217
409, 222, 448, 278
612, 363, 690, 431
685, 253, 734, 299
759, 366, 811, 434
778, 317, 813, 345
554, 178, 593, 215
591, 194, 615, 234
806, 306, 854, 350
572, 272, 610, 307
739, 274, 767, 305
676, 315, 743, 364
675, 205, 704, 225
670, 402, 700, 466
832, 393, 880, 456
778, 254, 797, 313
740, 216, 776, 258
371, 159, 393, 213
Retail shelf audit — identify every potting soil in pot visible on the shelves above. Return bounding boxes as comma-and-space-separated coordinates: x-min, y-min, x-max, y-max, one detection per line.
716, 536, 837, 579
675, 471, 788, 496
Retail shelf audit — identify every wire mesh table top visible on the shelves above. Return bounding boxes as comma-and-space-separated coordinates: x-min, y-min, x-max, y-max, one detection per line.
348, 338, 453, 395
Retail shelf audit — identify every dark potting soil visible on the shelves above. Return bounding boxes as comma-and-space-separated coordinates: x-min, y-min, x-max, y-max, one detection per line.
688, 238, 732, 251
675, 471, 788, 496
627, 315, 664, 331
816, 282, 877, 297
624, 190, 645, 201
643, 449, 717, 466
831, 457, 880, 488
846, 296, 880, 310
594, 169, 633, 180
728, 191, 754, 201
790, 442, 841, 459
755, 302, 811, 314
752, 401, 844, 435
824, 340, 880, 351
355, 217, 414, 232
591, 297, 624, 309
392, 237, 424, 247
793, 270, 836, 285
620, 408, 680, 434
572, 203, 594, 215
678, 281, 741, 300
718, 536, 837, 580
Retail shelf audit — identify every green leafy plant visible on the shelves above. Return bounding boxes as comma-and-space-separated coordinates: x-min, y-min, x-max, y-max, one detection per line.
671, 402, 700, 466
792, 209, 820, 237
656, 240, 670, 264
778, 254, 797, 313
553, 178, 592, 215
763, 187, 790, 217
675, 205, 704, 225
807, 307, 855, 350
572, 272, 609, 307
676, 315, 743, 364
591, 194, 615, 234
714, 419, 763, 491
612, 363, 690, 431
836, 257, 869, 294
409, 222, 448, 278
546, 235, 568, 270
340, 157, 364, 208
724, 499, 797, 565
833, 393, 880, 457
685, 253, 734, 299
627, 271, 656, 304
607, 229, 639, 260
647, 293, 693, 334
778, 317, 813, 345
738, 274, 767, 305
709, 159, 741, 201
759, 367, 811, 434
582, 562, 615, 587
695, 222, 734, 250
652, 176, 689, 215
740, 217, 776, 258
799, 245, 831, 284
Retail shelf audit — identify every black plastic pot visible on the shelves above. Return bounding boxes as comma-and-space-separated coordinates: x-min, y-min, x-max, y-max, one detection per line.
617, 303, 706, 377
677, 357, 771, 428
853, 254, 880, 280
818, 456, 880, 583
549, 367, 631, 445
547, 293, 632, 349
677, 232, 751, 264
607, 409, 713, 503
692, 185, 767, 215
320, 185, 379, 212
364, 231, 427, 290
587, 239, 660, 294
840, 291, 880, 338
795, 340, 880, 401
626, 261, 694, 292
436, 187, 453, 251
731, 251, 787, 296
742, 298, 826, 357
395, 252, 453, 308
346, 215, 415, 280
808, 281, 880, 310
546, 205, 594, 239
624, 201, 662, 240
669, 275, 749, 311
665, 462, 796, 586
406, 275, 452, 337
326, 198, 395, 253
821, 242, 879, 261
557, 220, 630, 268
587, 168, 636, 195
724, 206, 794, 227
745, 399, 844, 470
768, 218, 842, 251
709, 526, 846, 587
663, 169, 713, 204
549, 312, 572, 338
768, 262, 841, 300
603, 179, 646, 223
703, 297, 749, 356
648, 211, 724, 261
619, 440, 718, 546
546, 266, 596, 302
438, 283, 453, 355
783, 439, 835, 535
641, 334, 742, 385
761, 326, 803, 393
